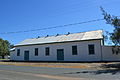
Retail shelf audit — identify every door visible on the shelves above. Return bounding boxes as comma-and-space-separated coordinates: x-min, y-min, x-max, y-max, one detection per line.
57, 49, 64, 61
24, 51, 29, 61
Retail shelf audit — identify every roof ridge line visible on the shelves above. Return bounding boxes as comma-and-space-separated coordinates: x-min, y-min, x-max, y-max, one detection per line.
29, 29, 102, 39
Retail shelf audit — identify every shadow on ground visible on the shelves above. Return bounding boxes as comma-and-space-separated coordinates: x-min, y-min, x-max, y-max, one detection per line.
64, 63, 120, 75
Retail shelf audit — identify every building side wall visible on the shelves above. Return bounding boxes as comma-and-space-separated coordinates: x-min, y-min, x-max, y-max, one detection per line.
10, 51, 15, 60
10, 40, 102, 61
102, 46, 120, 61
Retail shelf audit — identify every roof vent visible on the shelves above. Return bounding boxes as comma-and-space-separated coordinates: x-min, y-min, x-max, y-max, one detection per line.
36, 36, 40, 39
66, 32, 70, 35
56, 34, 59, 36
45, 35, 49, 38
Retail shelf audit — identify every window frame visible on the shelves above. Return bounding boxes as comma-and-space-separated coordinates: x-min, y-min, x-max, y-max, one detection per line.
17, 49, 20, 56
72, 45, 78, 55
45, 47, 50, 56
88, 44, 95, 55
35, 48, 38, 56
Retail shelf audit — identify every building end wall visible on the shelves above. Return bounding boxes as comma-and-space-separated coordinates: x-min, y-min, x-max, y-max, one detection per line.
102, 46, 120, 61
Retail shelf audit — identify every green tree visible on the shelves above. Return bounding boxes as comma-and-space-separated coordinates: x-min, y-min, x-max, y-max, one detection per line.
100, 7, 120, 45
0, 38, 11, 59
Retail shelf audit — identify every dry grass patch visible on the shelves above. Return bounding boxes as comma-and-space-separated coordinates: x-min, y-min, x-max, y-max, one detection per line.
0, 62, 90, 69
0, 62, 114, 69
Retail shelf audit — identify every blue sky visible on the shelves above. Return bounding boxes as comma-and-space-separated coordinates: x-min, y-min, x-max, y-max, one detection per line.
0, 0, 119, 45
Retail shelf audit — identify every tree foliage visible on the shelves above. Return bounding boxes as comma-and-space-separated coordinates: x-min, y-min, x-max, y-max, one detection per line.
100, 7, 120, 45
0, 38, 12, 58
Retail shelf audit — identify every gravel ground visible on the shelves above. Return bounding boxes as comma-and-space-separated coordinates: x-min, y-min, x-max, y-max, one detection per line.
0, 63, 120, 80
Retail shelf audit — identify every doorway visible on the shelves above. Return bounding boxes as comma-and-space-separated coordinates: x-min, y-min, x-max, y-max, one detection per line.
24, 51, 29, 61
57, 49, 64, 61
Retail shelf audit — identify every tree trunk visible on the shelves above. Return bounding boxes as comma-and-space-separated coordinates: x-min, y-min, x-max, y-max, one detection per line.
1, 55, 4, 59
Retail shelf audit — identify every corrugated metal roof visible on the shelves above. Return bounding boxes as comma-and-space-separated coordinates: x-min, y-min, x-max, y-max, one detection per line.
16, 30, 103, 46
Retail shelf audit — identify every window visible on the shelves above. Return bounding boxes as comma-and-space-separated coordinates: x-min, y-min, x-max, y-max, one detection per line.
35, 48, 38, 56
72, 46, 77, 55
88, 44, 95, 55
45, 47, 50, 56
17, 49, 20, 56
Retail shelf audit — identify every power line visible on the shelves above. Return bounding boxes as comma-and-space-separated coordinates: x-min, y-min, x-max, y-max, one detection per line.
0, 18, 104, 34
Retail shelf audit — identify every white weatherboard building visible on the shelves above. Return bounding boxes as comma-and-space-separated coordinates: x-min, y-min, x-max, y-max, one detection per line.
10, 30, 120, 61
